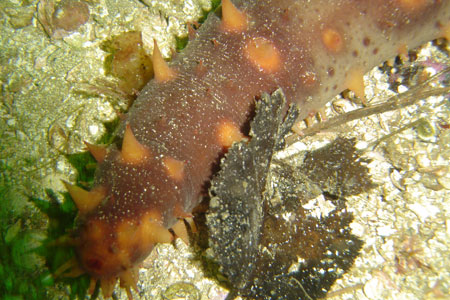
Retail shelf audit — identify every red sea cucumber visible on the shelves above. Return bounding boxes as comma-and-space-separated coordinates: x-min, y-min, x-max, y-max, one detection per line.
63, 0, 450, 297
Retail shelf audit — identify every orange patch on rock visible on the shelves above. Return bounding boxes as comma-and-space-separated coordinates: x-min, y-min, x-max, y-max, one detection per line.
221, 0, 248, 33
162, 157, 185, 181
216, 119, 244, 148
244, 37, 282, 74
321, 28, 343, 53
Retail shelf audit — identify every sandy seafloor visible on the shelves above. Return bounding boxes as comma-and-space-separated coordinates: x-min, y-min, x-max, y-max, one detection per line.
0, 0, 449, 299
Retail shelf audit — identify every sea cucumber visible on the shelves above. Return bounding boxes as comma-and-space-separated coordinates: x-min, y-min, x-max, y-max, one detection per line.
62, 0, 450, 298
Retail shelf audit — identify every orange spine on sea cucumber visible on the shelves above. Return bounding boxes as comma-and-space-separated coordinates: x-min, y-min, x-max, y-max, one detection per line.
171, 219, 190, 244
162, 157, 185, 181
100, 277, 117, 299
216, 119, 245, 149
119, 267, 139, 300
396, 0, 427, 12
221, 0, 248, 33
84, 142, 107, 163
397, 43, 409, 57
63, 182, 105, 215
121, 124, 151, 164
344, 67, 366, 102
152, 39, 177, 83
441, 22, 450, 40
244, 37, 282, 74
143, 218, 174, 245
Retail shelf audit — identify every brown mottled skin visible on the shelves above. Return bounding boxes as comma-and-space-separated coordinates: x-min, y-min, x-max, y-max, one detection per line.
74, 0, 450, 292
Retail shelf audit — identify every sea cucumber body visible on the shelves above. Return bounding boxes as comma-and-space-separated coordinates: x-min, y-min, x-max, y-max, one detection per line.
74, 0, 450, 291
